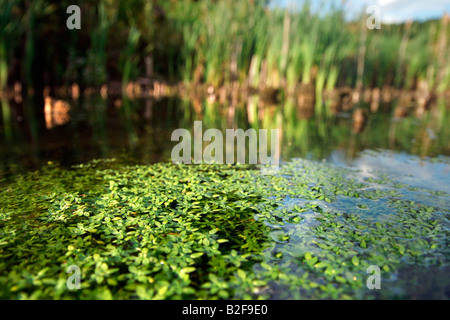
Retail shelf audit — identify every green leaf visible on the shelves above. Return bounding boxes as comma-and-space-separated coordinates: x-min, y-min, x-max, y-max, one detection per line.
351, 256, 360, 266
306, 256, 318, 266
180, 267, 196, 274
314, 261, 327, 269
237, 269, 246, 279
190, 252, 204, 259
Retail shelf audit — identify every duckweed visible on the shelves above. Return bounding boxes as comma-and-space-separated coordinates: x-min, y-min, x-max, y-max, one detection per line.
0, 157, 448, 299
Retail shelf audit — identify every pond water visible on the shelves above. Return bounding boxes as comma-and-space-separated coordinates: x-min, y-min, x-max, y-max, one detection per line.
0, 94, 449, 299
266, 152, 449, 299
1, 95, 449, 176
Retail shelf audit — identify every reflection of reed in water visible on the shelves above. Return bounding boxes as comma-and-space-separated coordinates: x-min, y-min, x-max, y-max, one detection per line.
325, 89, 341, 114
246, 95, 258, 125
340, 88, 354, 111
381, 86, 396, 103
352, 108, 367, 133
393, 92, 414, 119
44, 96, 70, 129
259, 87, 279, 105
71, 83, 80, 100
13, 82, 22, 103
192, 97, 202, 116
393, 104, 409, 119
296, 83, 315, 119
414, 80, 433, 118
370, 88, 381, 113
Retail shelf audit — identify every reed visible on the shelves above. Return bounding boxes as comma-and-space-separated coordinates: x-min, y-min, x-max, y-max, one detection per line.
1, 98, 12, 141
0, 43, 7, 93
0, 0, 448, 94
404, 31, 429, 89
85, 1, 116, 87
121, 25, 141, 88
0, 0, 22, 91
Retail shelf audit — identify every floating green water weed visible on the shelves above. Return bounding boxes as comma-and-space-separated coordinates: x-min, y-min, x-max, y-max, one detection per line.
0, 158, 448, 299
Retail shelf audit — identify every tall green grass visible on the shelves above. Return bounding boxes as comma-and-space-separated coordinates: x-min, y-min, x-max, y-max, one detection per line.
0, 0, 22, 91
170, 1, 448, 93
84, 1, 116, 87
0, 0, 448, 93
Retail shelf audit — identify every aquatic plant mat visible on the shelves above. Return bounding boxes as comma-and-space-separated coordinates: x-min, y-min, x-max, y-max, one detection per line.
0, 158, 449, 299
